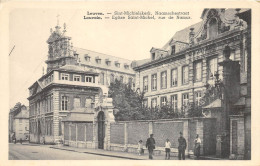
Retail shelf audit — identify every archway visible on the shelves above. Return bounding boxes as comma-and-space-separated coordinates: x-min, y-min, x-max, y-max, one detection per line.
97, 111, 105, 149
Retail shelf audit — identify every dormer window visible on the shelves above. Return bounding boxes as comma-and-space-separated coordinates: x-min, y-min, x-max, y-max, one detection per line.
95, 56, 101, 64
85, 76, 93, 83
115, 61, 120, 68
84, 54, 91, 62
208, 18, 218, 39
106, 59, 111, 66
171, 45, 176, 55
152, 52, 155, 60
61, 73, 69, 80
73, 75, 81, 82
124, 64, 129, 69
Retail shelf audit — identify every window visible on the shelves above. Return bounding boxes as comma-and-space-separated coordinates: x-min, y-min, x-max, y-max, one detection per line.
182, 66, 189, 84
19, 119, 22, 123
128, 77, 133, 86
195, 91, 202, 106
115, 62, 120, 68
143, 76, 148, 92
152, 53, 155, 60
143, 99, 148, 108
61, 73, 69, 80
161, 97, 167, 106
171, 45, 176, 55
194, 61, 202, 82
161, 71, 167, 89
59, 119, 62, 136
124, 64, 129, 69
73, 97, 80, 108
85, 54, 90, 61
171, 68, 178, 86
151, 74, 157, 91
100, 73, 104, 85
208, 57, 218, 78
61, 96, 68, 111
73, 75, 81, 82
85, 76, 93, 83
171, 95, 178, 111
120, 76, 124, 83
96, 57, 101, 64
208, 18, 218, 39
85, 98, 92, 108
110, 74, 115, 83
50, 94, 53, 112
182, 93, 189, 107
151, 98, 157, 108
106, 59, 111, 66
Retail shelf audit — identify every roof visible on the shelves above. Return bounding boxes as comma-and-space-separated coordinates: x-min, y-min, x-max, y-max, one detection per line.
203, 99, 222, 109
62, 112, 94, 122
56, 65, 99, 75
162, 22, 203, 50
74, 47, 135, 75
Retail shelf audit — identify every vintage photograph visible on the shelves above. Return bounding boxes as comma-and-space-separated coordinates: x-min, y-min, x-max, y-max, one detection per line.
4, 1, 254, 163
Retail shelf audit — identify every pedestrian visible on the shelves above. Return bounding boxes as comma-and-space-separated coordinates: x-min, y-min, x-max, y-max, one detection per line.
137, 140, 144, 155
165, 138, 171, 160
178, 132, 186, 160
146, 134, 156, 159
20, 138, 22, 144
194, 134, 201, 159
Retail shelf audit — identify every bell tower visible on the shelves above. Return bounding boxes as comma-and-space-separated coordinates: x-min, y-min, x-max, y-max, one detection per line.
45, 16, 77, 72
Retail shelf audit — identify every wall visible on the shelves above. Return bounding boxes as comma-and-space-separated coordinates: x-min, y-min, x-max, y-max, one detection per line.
109, 118, 216, 156
63, 122, 94, 149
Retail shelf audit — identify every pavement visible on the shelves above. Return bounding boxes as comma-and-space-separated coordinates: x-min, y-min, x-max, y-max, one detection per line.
10, 142, 223, 160
49, 144, 191, 160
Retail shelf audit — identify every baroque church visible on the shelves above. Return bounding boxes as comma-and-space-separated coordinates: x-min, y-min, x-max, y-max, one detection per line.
28, 8, 251, 159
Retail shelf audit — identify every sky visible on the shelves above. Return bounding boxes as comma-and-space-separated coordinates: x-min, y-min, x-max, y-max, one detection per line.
8, 3, 204, 108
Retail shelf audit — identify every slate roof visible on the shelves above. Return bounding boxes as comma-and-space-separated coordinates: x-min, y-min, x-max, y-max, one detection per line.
74, 47, 135, 75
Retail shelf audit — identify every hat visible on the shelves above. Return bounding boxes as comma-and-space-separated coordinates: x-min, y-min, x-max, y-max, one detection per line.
150, 134, 154, 136
179, 132, 183, 135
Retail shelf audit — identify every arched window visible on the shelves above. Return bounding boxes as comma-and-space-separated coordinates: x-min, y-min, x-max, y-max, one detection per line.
120, 76, 124, 83
208, 18, 218, 39
110, 74, 114, 83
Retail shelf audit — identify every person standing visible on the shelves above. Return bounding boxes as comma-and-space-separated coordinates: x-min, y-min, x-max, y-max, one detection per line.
194, 134, 201, 159
137, 140, 144, 155
178, 132, 187, 160
165, 139, 171, 160
146, 134, 156, 159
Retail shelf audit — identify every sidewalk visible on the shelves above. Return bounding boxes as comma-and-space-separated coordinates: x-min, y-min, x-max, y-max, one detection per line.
50, 145, 191, 160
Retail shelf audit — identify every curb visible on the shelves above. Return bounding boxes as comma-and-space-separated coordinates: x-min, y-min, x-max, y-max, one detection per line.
50, 147, 144, 160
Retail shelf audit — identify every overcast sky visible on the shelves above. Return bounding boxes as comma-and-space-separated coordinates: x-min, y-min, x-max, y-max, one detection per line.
9, 4, 203, 108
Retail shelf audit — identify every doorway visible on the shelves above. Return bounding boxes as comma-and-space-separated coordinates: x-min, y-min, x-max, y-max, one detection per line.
97, 111, 105, 149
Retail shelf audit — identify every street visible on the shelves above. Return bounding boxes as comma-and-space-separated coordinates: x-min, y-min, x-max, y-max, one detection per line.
9, 143, 124, 160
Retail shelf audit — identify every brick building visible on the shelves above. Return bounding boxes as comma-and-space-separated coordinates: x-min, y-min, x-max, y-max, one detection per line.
133, 8, 251, 159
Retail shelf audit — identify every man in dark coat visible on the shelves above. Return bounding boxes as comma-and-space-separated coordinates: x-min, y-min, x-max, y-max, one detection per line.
178, 132, 187, 160
146, 134, 156, 159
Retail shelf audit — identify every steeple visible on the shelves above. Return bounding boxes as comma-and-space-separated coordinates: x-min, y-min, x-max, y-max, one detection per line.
45, 16, 77, 72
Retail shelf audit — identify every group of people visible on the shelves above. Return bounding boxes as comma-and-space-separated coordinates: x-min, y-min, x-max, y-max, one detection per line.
137, 132, 201, 160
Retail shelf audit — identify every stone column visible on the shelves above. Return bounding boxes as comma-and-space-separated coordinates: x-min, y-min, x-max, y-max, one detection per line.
76, 123, 78, 147
196, 119, 204, 155
52, 91, 60, 144
183, 119, 189, 155
124, 122, 128, 151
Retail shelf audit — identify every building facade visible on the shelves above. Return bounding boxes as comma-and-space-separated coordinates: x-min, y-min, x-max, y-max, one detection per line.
134, 8, 251, 159
9, 105, 29, 141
